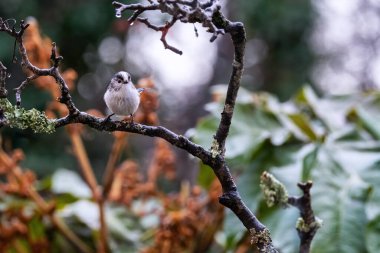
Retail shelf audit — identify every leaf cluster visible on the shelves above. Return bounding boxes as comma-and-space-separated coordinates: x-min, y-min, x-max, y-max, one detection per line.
194, 86, 380, 252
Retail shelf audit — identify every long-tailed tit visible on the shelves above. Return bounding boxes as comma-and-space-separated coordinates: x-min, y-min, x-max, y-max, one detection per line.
104, 71, 144, 122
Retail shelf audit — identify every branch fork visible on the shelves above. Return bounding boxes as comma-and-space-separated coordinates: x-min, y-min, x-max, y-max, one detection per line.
0, 2, 280, 252
112, 0, 226, 54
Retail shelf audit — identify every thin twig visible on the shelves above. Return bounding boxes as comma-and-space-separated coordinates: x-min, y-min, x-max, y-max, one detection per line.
69, 131, 99, 197
68, 129, 108, 253
137, 17, 182, 55
54, 113, 278, 251
112, 0, 225, 53
160, 18, 182, 55
0, 19, 78, 114
14, 74, 38, 106
97, 198, 108, 253
51, 214, 95, 253
102, 133, 128, 198
0, 61, 9, 98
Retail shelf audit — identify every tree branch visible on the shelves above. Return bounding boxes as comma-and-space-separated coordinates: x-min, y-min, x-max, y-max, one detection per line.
260, 172, 321, 253
213, 20, 245, 155
112, 0, 225, 53
0, 2, 279, 252
0, 61, 9, 98
0, 18, 79, 115
288, 181, 322, 253
137, 17, 183, 55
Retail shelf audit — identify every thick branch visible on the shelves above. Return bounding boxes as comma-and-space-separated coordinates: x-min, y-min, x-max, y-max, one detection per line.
213, 20, 245, 155
0, 18, 79, 115
112, 0, 225, 53
1, 3, 279, 252
54, 113, 278, 252
55, 113, 215, 166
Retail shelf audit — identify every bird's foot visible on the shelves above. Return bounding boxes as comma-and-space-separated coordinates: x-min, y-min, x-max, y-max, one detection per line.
120, 115, 135, 124
102, 113, 115, 123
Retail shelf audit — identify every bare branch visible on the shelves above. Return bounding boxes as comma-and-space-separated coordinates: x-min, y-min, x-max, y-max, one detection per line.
50, 42, 64, 68
54, 112, 278, 252
0, 61, 9, 98
113, 1, 159, 19
288, 182, 322, 253
160, 18, 183, 54
261, 172, 321, 253
0, 2, 280, 251
138, 17, 183, 55
14, 74, 39, 106
0, 18, 79, 114
112, 0, 226, 53
213, 21, 245, 155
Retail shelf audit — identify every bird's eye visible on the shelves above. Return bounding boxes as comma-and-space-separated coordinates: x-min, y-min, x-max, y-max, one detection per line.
117, 80, 121, 83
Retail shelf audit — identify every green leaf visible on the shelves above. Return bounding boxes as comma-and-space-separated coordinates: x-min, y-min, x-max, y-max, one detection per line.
59, 200, 99, 230
260, 206, 299, 252
28, 216, 46, 242
366, 215, 380, 253
194, 87, 380, 252
287, 113, 318, 141
192, 115, 219, 150
302, 144, 319, 181
311, 147, 371, 253
220, 210, 245, 250
349, 105, 380, 140
51, 169, 91, 199
197, 163, 215, 190
6, 239, 31, 253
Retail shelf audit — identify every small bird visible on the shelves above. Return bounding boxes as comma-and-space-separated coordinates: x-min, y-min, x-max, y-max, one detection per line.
104, 71, 144, 122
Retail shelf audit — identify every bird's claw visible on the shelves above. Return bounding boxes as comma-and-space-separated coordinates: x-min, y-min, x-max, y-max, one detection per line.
102, 113, 115, 124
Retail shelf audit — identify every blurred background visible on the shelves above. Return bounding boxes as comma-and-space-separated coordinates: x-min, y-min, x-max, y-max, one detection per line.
1, 0, 378, 178
1, 1, 380, 252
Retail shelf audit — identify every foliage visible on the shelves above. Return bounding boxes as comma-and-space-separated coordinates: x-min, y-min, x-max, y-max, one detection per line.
0, 18, 225, 253
1, 48, 379, 253
0, 138, 224, 253
0, 0, 115, 72
194, 85, 380, 252
0, 2, 378, 253
234, 0, 315, 99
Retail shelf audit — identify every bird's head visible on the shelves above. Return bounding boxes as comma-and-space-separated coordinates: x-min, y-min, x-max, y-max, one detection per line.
108, 71, 132, 91
113, 71, 131, 85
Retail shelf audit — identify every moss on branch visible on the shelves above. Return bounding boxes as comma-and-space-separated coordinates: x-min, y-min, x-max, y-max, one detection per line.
0, 98, 55, 133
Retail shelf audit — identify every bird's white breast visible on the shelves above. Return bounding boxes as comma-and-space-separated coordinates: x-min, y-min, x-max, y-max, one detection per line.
104, 83, 140, 116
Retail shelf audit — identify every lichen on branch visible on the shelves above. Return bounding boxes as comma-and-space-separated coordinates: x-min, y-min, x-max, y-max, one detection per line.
0, 98, 55, 133
260, 171, 289, 207
0, 2, 280, 252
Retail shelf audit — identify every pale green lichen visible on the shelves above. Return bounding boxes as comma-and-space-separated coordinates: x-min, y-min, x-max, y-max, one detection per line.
250, 228, 278, 252
0, 98, 55, 134
260, 171, 289, 207
250, 228, 271, 245
135, 123, 146, 133
296, 217, 323, 233
210, 138, 221, 158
